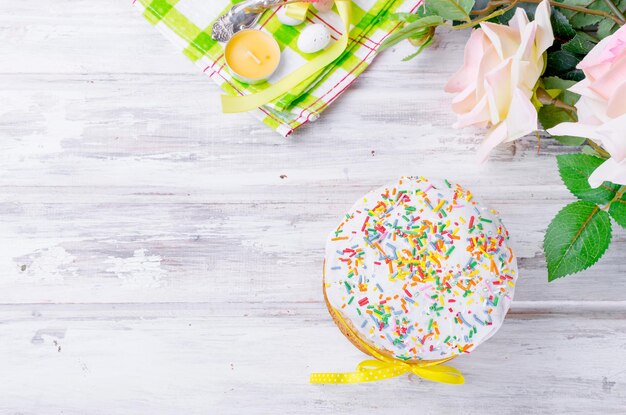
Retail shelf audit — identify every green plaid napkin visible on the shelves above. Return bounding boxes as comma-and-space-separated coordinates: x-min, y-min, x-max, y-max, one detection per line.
134, 0, 423, 136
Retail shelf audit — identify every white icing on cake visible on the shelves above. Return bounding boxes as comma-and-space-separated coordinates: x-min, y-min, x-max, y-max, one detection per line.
324, 176, 518, 361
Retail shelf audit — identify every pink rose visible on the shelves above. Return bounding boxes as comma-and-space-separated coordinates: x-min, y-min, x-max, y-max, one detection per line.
548, 25, 626, 188
445, 0, 554, 161
311, 0, 334, 12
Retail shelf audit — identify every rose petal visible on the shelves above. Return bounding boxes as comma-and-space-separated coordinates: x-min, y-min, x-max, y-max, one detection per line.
445, 29, 486, 93
475, 90, 537, 161
576, 91, 612, 124
312, 0, 334, 12
588, 157, 626, 187
579, 25, 626, 80
475, 42, 502, 97
589, 53, 626, 102
445, 0, 553, 157
516, 21, 538, 62
477, 122, 508, 162
502, 88, 537, 142
568, 78, 593, 96
513, 60, 539, 91
606, 81, 626, 118
454, 95, 491, 128
533, 0, 554, 54
481, 22, 520, 59
508, 6, 529, 32
596, 113, 626, 160
547, 122, 604, 144
451, 83, 479, 114
484, 58, 513, 123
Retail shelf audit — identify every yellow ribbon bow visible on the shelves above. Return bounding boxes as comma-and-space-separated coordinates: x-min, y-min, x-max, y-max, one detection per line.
310, 308, 465, 385
221, 0, 352, 113
310, 358, 464, 385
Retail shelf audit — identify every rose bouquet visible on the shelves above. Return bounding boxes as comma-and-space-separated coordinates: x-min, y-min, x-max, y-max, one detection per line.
380, 0, 626, 281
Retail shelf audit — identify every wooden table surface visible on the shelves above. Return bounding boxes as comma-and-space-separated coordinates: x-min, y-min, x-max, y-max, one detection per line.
1, 1, 625, 413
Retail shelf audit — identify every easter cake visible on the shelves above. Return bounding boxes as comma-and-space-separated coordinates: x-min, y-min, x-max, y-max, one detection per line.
323, 176, 518, 363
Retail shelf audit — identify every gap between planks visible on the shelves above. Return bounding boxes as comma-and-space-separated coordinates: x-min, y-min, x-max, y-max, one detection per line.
0, 300, 624, 317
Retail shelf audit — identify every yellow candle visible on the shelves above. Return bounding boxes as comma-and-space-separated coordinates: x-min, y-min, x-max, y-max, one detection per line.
224, 30, 281, 84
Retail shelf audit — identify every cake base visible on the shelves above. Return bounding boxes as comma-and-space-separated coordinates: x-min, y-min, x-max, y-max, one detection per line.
323, 263, 449, 365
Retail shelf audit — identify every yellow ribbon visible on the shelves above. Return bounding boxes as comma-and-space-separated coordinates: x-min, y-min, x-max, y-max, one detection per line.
221, 0, 352, 113
285, 3, 309, 20
310, 308, 465, 385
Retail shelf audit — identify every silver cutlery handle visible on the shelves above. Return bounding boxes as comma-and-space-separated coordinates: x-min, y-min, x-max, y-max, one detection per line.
243, 0, 300, 14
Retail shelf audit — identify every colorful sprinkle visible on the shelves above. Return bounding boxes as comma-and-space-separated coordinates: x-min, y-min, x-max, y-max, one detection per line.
325, 177, 517, 361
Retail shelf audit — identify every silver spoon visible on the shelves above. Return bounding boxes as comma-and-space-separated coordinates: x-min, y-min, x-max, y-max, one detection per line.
212, 0, 309, 42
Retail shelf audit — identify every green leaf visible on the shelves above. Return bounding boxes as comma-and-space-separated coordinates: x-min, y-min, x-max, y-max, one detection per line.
609, 190, 626, 228
539, 104, 576, 128
379, 15, 443, 51
581, 145, 601, 157
494, 7, 516, 24
560, 0, 609, 28
598, 18, 618, 39
402, 36, 434, 61
542, 76, 577, 91
562, 32, 598, 55
551, 9, 576, 40
568, 10, 604, 28
559, 0, 626, 30
545, 50, 581, 77
563, 69, 585, 81
557, 154, 621, 204
542, 76, 580, 106
544, 201, 612, 281
539, 77, 583, 145
539, 104, 584, 146
425, 0, 475, 22
555, 135, 587, 146
390, 12, 425, 23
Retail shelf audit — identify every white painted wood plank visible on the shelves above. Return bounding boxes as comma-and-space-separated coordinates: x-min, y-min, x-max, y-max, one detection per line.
1, 0, 625, 412
0, 1, 467, 77
1, 70, 624, 303
1, 196, 625, 304
0, 304, 624, 414
0, 0, 193, 75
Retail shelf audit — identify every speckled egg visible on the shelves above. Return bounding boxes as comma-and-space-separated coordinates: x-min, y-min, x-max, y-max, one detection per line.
297, 24, 331, 54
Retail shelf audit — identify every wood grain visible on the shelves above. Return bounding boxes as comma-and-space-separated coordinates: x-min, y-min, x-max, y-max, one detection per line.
0, 0, 625, 412
0, 304, 624, 414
